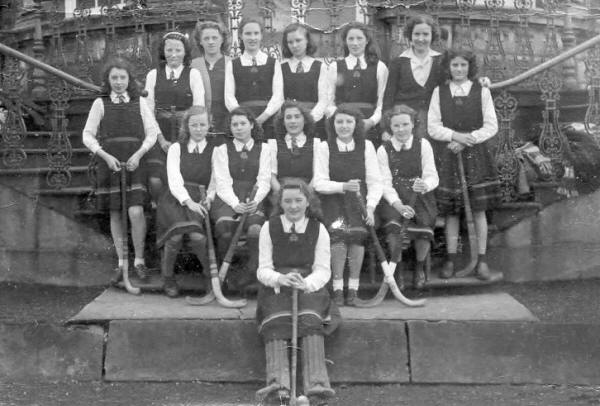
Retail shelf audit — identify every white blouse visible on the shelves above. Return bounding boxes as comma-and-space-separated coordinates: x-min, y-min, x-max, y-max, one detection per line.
144, 65, 205, 113
224, 50, 284, 118
326, 54, 389, 125
313, 138, 383, 210
377, 136, 439, 205
283, 56, 331, 122
212, 138, 271, 208
258, 215, 331, 293
427, 80, 498, 144
166, 140, 216, 205
82, 91, 159, 155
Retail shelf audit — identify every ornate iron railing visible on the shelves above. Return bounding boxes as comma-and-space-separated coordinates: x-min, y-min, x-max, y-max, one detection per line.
0, 0, 598, 201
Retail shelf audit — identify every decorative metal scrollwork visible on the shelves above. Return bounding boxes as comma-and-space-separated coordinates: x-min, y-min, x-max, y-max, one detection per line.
585, 45, 600, 142
73, 2, 94, 85
46, 75, 73, 189
483, 0, 505, 82
131, 6, 153, 86
537, 69, 567, 163
228, 0, 244, 57
513, 0, 534, 87
0, 57, 28, 168
494, 90, 519, 201
425, 0, 443, 50
291, 0, 310, 24
455, 0, 475, 51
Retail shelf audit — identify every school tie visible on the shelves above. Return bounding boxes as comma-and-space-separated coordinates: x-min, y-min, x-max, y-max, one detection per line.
117, 94, 125, 104
401, 143, 408, 151
169, 69, 175, 81
289, 222, 298, 242
296, 62, 304, 73
241, 144, 249, 159
290, 135, 299, 153
352, 58, 361, 78
193, 144, 200, 154
251, 57, 257, 67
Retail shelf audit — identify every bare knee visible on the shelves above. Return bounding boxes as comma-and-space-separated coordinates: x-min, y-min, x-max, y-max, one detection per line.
128, 205, 145, 222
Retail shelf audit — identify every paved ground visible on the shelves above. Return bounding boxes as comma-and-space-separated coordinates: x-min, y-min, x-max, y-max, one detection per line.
2, 280, 600, 405
2, 279, 600, 324
2, 381, 600, 406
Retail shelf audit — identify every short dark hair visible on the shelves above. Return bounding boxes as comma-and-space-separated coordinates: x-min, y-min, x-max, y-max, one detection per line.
238, 18, 263, 54
274, 177, 323, 221
381, 104, 416, 134
193, 21, 229, 56
274, 100, 315, 140
325, 105, 366, 144
403, 14, 440, 45
158, 31, 192, 66
441, 48, 479, 81
281, 23, 318, 58
178, 105, 209, 144
340, 22, 380, 65
227, 106, 265, 140
101, 57, 140, 98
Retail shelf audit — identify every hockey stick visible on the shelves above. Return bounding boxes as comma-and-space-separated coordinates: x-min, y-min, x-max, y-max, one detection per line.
454, 151, 479, 278
353, 189, 425, 308
188, 185, 258, 308
185, 185, 217, 305
120, 162, 141, 295
290, 286, 299, 406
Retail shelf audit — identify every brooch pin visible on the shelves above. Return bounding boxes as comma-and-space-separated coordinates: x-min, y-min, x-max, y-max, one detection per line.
250, 67, 259, 74
240, 151, 248, 160
289, 232, 299, 243
352, 70, 361, 79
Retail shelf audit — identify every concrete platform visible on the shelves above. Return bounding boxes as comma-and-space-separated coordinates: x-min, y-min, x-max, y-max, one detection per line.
70, 289, 537, 323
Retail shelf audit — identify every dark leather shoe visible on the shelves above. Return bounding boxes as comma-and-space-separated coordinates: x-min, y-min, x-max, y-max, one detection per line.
475, 261, 492, 281
413, 269, 426, 289
345, 289, 357, 306
333, 290, 344, 306
135, 264, 149, 281
163, 277, 179, 298
440, 261, 454, 279
110, 267, 122, 286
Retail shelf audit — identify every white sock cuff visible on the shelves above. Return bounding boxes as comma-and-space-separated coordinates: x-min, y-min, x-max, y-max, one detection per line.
332, 279, 344, 291
348, 278, 360, 290
134, 258, 145, 267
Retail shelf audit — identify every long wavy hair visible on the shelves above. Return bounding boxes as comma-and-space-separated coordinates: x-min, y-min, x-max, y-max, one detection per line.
403, 14, 440, 46
238, 18, 263, 54
178, 105, 209, 144
340, 22, 380, 66
158, 31, 192, 66
226, 106, 265, 141
441, 48, 479, 82
100, 57, 141, 98
325, 105, 366, 146
274, 100, 315, 140
193, 20, 229, 56
281, 23, 318, 58
273, 177, 323, 221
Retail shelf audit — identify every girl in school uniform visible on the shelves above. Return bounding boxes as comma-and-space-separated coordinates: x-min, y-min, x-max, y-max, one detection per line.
256, 178, 338, 406
428, 48, 500, 281
145, 31, 205, 202
191, 21, 230, 137
224, 18, 284, 140
377, 105, 439, 289
156, 106, 216, 298
383, 14, 443, 141
329, 22, 388, 146
269, 100, 319, 200
280, 23, 330, 140
211, 107, 271, 289
82, 57, 160, 283
314, 106, 382, 306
